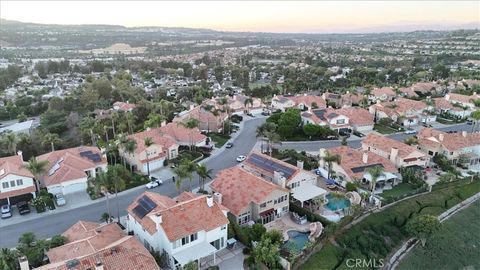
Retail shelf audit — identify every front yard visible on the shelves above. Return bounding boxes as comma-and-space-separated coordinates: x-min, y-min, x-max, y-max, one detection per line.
299, 180, 480, 269
208, 133, 231, 147
373, 124, 400, 134
398, 200, 480, 270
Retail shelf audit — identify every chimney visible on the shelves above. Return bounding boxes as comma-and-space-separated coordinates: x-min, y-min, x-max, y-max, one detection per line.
146, 127, 151, 131
273, 171, 286, 188
296, 160, 304, 170
445, 94, 450, 101
189, 104, 195, 110
376, 100, 381, 104
439, 133, 444, 141
19, 256, 29, 270
160, 120, 166, 127
95, 261, 104, 270
149, 213, 163, 231
362, 151, 369, 164
206, 195, 214, 207
319, 148, 326, 168
233, 95, 237, 100
462, 131, 467, 137
390, 147, 399, 163
213, 192, 222, 205
17, 150, 23, 161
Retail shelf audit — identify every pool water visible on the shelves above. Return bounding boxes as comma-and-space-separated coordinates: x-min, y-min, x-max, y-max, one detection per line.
282, 230, 309, 252
325, 193, 351, 211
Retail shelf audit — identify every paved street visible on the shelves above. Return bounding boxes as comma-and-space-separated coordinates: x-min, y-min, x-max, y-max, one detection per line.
0, 119, 471, 248
0, 117, 266, 248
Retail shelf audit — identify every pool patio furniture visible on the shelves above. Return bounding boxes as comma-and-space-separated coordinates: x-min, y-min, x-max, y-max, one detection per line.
291, 212, 307, 225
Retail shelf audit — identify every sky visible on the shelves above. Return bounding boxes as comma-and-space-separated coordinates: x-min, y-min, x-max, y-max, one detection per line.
1, 1, 479, 33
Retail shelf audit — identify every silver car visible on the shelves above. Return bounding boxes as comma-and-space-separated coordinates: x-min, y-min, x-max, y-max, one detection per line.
1, 204, 12, 219
54, 194, 66, 206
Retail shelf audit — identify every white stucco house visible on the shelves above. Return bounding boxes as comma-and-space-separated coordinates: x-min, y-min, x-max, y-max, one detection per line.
0, 153, 36, 205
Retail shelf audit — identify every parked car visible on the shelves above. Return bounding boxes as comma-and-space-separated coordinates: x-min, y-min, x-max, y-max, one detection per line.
404, 129, 417, 134
338, 131, 350, 138
146, 176, 163, 189
54, 193, 66, 206
447, 130, 458, 133
1, 204, 12, 219
352, 130, 365, 137
225, 142, 234, 148
236, 155, 247, 162
261, 111, 270, 116
422, 122, 432, 127
466, 119, 473, 125
325, 135, 338, 140
17, 201, 31, 215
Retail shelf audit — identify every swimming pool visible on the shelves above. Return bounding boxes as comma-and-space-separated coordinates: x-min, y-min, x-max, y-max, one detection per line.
325, 193, 351, 211
282, 230, 309, 253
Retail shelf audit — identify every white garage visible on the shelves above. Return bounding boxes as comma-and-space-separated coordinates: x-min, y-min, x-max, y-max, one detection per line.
142, 158, 165, 174
47, 179, 88, 195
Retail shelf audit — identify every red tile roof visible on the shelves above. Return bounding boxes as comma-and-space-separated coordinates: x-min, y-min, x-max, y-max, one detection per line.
127, 128, 177, 155
335, 107, 373, 126
0, 186, 35, 200
418, 128, 480, 152
39, 222, 159, 270
37, 146, 107, 187
371, 87, 395, 97
210, 166, 289, 216
0, 155, 33, 180
113, 101, 136, 112
127, 191, 228, 241
159, 122, 207, 145
362, 133, 424, 159
327, 146, 397, 180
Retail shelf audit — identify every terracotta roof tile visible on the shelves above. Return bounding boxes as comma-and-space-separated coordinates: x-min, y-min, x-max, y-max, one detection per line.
159, 122, 207, 145
362, 133, 425, 159
0, 155, 33, 180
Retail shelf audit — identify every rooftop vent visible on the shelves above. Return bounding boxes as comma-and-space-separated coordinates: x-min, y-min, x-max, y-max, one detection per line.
66, 259, 80, 269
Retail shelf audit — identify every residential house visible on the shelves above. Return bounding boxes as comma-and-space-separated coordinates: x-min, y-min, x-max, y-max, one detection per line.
173, 105, 228, 133
37, 146, 108, 195
368, 87, 396, 102
224, 95, 264, 115
242, 152, 326, 208
37, 221, 159, 270
210, 166, 290, 225
322, 92, 342, 108
271, 94, 326, 112
417, 128, 480, 167
398, 87, 419, 98
0, 153, 36, 205
126, 191, 229, 269
320, 146, 399, 193
361, 133, 430, 168
340, 92, 366, 107
369, 97, 435, 126
433, 97, 470, 118
113, 101, 136, 112
445, 92, 479, 110
335, 107, 374, 132
410, 82, 441, 95
119, 129, 179, 174
159, 122, 208, 147
301, 108, 350, 132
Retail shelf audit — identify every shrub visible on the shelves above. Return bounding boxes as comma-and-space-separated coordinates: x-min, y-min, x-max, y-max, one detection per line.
346, 182, 357, 192
243, 247, 251, 255
228, 216, 251, 247
289, 202, 331, 227
49, 235, 67, 248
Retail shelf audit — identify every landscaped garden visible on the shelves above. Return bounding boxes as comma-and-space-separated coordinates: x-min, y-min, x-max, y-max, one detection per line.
300, 180, 480, 269
397, 200, 480, 270
380, 183, 420, 199
208, 132, 230, 147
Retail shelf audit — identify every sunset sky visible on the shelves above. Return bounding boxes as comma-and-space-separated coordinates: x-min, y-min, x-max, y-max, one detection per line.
1, 1, 478, 33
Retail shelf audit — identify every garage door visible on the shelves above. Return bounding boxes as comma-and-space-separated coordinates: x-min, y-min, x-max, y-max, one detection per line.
47, 185, 63, 195
62, 182, 87, 194
144, 159, 164, 173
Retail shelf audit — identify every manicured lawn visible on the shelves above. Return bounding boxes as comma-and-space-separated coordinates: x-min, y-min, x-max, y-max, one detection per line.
300, 181, 480, 269
302, 242, 343, 270
380, 183, 419, 199
398, 201, 480, 270
374, 124, 398, 134
209, 133, 230, 147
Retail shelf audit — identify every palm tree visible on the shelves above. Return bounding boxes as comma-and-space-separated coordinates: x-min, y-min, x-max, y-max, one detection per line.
244, 97, 253, 114
106, 143, 118, 165
124, 139, 137, 172
0, 248, 18, 270
256, 122, 280, 156
178, 118, 200, 151
366, 165, 385, 196
196, 164, 213, 192
143, 137, 154, 177
116, 133, 128, 167
471, 110, 480, 132
95, 171, 111, 222
24, 157, 49, 193
4, 132, 18, 155
43, 133, 62, 152
323, 152, 341, 180
174, 165, 189, 192
181, 159, 197, 191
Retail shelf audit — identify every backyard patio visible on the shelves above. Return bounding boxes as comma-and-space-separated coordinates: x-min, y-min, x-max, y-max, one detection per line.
264, 213, 311, 241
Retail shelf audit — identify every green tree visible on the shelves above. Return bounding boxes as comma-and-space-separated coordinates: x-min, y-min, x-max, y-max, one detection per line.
252, 235, 281, 268
178, 118, 200, 150
95, 172, 112, 222
17, 112, 27, 123
406, 214, 441, 246
174, 164, 190, 192
124, 139, 137, 172
196, 164, 213, 192
303, 123, 318, 139
471, 110, 480, 132
183, 261, 197, 270
43, 132, 62, 152
277, 109, 301, 139
256, 122, 280, 156
366, 165, 385, 196
3, 132, 18, 155
144, 113, 164, 129
144, 137, 154, 177
0, 248, 18, 270
323, 151, 341, 180
249, 223, 267, 242
24, 157, 49, 193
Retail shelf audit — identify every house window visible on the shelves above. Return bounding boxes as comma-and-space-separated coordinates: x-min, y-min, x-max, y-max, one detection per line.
9, 181, 15, 187
2, 182, 8, 189
291, 182, 300, 188
181, 236, 190, 245
221, 225, 226, 230
190, 232, 198, 242
260, 202, 266, 208
144, 240, 152, 251
16, 179, 23, 186
336, 119, 345, 125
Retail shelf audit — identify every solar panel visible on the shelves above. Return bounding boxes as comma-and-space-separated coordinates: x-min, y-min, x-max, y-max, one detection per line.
313, 109, 326, 120
247, 153, 296, 179
351, 163, 384, 174
132, 195, 157, 218
80, 150, 93, 157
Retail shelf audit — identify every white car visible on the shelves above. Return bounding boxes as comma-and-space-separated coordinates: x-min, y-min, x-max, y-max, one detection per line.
146, 177, 164, 189
1, 204, 12, 219
236, 155, 247, 162
54, 194, 66, 206
404, 129, 417, 134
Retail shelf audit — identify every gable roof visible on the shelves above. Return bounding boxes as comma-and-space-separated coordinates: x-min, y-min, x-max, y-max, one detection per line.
127, 128, 177, 155
371, 87, 395, 97
372, 97, 427, 117
362, 133, 424, 159
126, 191, 228, 241
0, 155, 33, 180
158, 122, 207, 145
210, 166, 288, 216
335, 107, 373, 126
243, 151, 309, 182
327, 146, 397, 180
37, 146, 106, 187
418, 128, 480, 152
